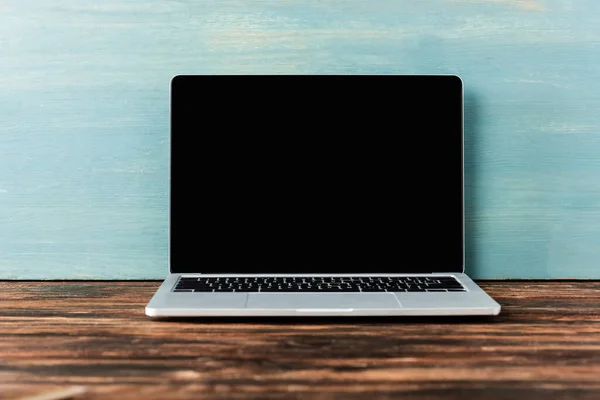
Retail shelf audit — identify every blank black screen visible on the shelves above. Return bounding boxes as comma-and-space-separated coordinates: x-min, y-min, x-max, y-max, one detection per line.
170, 75, 463, 274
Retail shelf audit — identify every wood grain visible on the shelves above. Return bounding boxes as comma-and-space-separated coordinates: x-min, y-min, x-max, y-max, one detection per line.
1, 281, 600, 399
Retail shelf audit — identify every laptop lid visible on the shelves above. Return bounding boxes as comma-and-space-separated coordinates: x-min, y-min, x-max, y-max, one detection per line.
170, 75, 464, 274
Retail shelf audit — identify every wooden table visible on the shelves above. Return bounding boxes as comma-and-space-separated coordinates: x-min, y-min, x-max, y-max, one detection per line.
1, 281, 600, 400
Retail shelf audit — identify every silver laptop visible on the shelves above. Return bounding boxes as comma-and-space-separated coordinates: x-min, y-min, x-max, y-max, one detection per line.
145, 74, 501, 317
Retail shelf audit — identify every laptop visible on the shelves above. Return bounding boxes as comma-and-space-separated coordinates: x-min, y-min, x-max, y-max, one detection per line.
145, 74, 501, 317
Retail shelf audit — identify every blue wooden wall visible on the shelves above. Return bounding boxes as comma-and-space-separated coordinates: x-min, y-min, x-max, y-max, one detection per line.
2, 0, 600, 279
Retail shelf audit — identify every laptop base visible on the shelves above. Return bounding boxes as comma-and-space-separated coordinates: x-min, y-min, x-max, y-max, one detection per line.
146, 273, 500, 317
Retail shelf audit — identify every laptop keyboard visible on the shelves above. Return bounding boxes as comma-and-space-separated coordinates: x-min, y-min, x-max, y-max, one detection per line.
173, 276, 466, 293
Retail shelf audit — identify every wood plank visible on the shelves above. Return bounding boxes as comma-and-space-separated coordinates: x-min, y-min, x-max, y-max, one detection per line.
1, 281, 600, 399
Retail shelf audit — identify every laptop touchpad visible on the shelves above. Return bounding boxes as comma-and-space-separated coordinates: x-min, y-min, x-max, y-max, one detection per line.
246, 293, 401, 309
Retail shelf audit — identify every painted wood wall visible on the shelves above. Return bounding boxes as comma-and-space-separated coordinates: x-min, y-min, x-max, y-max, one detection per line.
1, 0, 599, 279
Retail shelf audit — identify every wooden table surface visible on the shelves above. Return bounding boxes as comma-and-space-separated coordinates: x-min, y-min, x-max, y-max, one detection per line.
1, 281, 600, 400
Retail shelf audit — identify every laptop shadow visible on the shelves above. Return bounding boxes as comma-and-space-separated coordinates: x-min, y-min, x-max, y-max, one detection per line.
464, 90, 480, 277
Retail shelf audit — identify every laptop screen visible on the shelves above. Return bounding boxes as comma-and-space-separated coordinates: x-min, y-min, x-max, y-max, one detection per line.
170, 75, 463, 274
